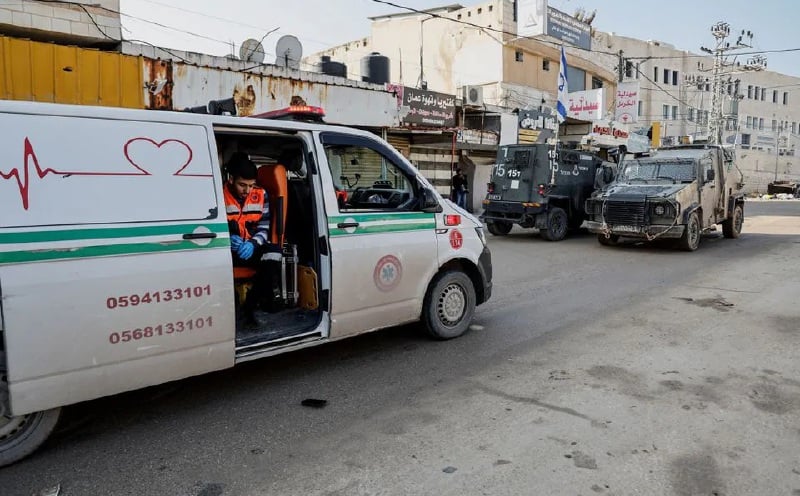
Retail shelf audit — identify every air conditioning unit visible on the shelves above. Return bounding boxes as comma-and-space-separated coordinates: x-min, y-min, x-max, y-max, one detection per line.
462, 85, 484, 106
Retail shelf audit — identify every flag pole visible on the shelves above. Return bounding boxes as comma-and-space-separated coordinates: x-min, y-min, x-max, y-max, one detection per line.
553, 44, 569, 184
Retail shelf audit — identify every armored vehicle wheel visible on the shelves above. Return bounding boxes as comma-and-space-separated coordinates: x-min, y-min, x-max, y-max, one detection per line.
422, 270, 476, 340
486, 221, 513, 236
722, 204, 743, 239
678, 212, 701, 251
541, 207, 568, 242
597, 233, 620, 246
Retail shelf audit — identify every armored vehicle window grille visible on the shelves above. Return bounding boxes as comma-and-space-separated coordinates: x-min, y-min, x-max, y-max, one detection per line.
513, 150, 530, 168
605, 201, 646, 225
621, 159, 696, 183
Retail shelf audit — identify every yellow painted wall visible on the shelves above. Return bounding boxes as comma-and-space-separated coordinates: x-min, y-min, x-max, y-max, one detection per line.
0, 36, 143, 108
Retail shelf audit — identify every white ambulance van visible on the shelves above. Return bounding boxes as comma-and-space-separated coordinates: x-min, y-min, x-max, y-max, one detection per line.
0, 100, 492, 465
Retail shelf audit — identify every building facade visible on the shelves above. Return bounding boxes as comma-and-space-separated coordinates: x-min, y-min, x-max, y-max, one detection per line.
0, 0, 121, 46
307, 1, 616, 112
596, 32, 800, 192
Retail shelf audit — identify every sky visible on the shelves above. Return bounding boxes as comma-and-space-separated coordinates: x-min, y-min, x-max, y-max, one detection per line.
118, 0, 800, 77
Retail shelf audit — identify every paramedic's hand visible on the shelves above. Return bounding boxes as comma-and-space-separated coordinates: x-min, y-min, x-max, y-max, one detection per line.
230, 235, 243, 251
237, 240, 255, 260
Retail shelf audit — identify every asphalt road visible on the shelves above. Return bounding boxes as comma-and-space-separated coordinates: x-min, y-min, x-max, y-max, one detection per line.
3, 200, 799, 496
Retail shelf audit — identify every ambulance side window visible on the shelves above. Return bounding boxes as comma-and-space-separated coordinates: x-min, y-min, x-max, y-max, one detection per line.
323, 142, 418, 212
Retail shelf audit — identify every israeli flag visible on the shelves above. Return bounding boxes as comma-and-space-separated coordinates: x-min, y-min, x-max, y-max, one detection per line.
557, 45, 569, 123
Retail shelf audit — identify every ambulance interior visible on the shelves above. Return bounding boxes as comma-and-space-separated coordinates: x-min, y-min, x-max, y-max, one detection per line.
214, 132, 323, 350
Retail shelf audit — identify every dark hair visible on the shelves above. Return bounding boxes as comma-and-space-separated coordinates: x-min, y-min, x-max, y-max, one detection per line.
225, 152, 257, 180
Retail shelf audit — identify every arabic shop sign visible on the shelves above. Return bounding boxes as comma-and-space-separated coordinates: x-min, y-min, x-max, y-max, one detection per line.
615, 81, 640, 124
546, 7, 592, 51
517, 109, 558, 144
566, 88, 604, 121
592, 122, 629, 139
401, 87, 456, 127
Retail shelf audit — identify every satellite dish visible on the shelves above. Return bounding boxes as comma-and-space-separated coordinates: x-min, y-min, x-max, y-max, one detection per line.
239, 38, 265, 64
275, 35, 303, 70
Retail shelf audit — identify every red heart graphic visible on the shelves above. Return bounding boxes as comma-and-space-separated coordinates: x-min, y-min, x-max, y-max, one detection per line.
123, 138, 195, 176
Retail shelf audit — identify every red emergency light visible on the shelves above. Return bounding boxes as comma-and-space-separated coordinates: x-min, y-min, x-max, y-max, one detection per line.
444, 214, 461, 226
252, 105, 326, 122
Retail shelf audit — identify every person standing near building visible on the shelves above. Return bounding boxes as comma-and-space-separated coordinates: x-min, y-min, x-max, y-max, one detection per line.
451, 168, 468, 210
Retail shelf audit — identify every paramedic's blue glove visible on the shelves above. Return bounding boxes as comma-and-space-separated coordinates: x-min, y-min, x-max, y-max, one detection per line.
230, 235, 243, 251
237, 240, 255, 260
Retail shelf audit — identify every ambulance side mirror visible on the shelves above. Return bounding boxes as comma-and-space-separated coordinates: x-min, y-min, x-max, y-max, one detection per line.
421, 188, 442, 213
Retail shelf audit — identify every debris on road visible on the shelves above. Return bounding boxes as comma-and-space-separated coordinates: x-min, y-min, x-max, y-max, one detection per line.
301, 398, 328, 408
34, 486, 60, 496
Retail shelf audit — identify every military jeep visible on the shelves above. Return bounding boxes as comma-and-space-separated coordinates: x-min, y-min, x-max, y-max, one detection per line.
584, 145, 745, 251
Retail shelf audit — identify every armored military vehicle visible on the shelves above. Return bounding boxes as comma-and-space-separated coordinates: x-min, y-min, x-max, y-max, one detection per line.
584, 145, 745, 251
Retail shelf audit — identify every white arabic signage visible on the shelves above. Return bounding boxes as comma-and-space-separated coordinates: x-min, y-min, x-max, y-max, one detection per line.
615, 81, 640, 124
517, 0, 547, 37
588, 120, 650, 154
566, 88, 604, 121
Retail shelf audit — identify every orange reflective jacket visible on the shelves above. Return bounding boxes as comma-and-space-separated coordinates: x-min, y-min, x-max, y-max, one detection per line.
223, 185, 266, 242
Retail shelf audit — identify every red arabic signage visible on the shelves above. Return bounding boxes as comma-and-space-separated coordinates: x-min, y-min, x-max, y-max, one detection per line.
592, 123, 629, 139
566, 89, 604, 121
615, 81, 640, 124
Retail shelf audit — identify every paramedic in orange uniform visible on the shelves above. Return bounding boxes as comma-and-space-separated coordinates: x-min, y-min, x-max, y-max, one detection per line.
223, 152, 275, 324
224, 152, 270, 263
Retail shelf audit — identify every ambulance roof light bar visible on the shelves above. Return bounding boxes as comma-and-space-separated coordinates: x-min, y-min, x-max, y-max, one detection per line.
252, 105, 326, 122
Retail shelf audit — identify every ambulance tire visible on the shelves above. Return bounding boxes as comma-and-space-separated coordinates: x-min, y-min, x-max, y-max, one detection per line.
486, 221, 513, 236
0, 356, 61, 467
422, 270, 476, 340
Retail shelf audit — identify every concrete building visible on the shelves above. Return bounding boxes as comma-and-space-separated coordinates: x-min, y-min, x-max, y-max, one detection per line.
306, 1, 618, 207
307, 1, 616, 112
0, 0, 121, 47
595, 32, 800, 193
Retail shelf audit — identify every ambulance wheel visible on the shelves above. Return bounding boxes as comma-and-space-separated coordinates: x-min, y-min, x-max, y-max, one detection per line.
0, 357, 61, 467
541, 207, 568, 241
422, 270, 476, 340
486, 221, 513, 236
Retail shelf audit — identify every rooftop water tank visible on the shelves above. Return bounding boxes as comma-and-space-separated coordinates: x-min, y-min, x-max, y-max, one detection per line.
361, 52, 390, 85
317, 55, 347, 78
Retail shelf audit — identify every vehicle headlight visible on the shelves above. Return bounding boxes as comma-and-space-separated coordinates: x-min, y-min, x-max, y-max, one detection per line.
654, 204, 666, 216
475, 226, 487, 246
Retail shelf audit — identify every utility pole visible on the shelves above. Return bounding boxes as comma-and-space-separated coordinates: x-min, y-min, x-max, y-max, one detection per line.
775, 119, 784, 181
617, 50, 625, 83
700, 22, 764, 145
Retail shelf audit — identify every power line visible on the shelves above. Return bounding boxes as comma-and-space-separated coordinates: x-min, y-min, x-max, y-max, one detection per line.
627, 47, 800, 61
369, 0, 621, 57
129, 0, 278, 35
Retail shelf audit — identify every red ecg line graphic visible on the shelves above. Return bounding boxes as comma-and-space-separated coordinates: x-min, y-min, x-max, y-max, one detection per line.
2, 137, 208, 210
1, 138, 150, 210
123, 137, 209, 178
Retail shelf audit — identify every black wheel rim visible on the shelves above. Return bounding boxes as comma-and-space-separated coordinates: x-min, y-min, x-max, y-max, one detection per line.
552, 214, 566, 238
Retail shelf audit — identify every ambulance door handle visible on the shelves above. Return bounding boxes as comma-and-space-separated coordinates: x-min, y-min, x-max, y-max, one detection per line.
182, 232, 218, 240
337, 221, 359, 228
